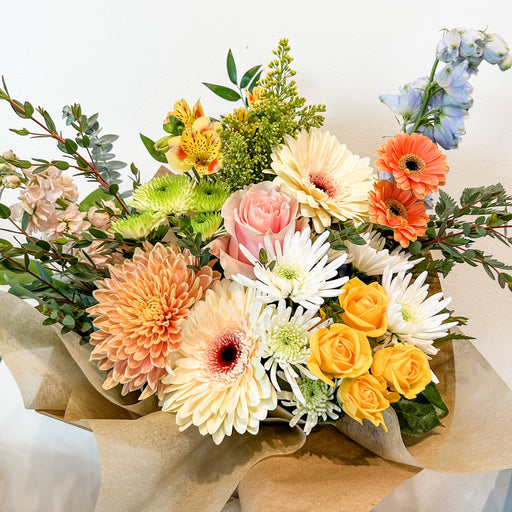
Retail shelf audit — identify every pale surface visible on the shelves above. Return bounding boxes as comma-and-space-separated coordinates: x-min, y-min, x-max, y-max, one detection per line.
0, 0, 511, 510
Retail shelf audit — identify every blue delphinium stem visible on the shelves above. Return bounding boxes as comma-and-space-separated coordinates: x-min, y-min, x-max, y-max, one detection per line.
410, 58, 440, 133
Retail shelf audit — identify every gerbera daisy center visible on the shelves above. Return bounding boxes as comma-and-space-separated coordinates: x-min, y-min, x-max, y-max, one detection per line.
206, 329, 251, 381
308, 171, 338, 198
398, 154, 426, 176
384, 198, 408, 219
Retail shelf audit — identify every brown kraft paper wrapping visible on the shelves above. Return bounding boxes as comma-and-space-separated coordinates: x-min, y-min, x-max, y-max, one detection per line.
1, 291, 512, 511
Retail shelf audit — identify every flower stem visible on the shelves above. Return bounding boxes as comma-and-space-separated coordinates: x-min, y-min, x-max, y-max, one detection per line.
410, 59, 440, 133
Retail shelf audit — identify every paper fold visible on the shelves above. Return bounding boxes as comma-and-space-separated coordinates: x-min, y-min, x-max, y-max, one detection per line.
1, 290, 512, 511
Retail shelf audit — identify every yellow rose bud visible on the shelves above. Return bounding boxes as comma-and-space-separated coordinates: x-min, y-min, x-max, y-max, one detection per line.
340, 278, 388, 337
338, 373, 399, 432
307, 323, 373, 386
371, 343, 431, 399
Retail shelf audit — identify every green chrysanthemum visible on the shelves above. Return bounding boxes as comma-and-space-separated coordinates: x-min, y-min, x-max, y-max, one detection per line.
109, 211, 167, 240
191, 181, 230, 212
190, 212, 223, 240
128, 174, 195, 215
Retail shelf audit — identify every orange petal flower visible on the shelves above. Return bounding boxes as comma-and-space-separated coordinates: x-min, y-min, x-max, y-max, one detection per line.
374, 133, 449, 199
368, 179, 429, 248
87, 243, 215, 399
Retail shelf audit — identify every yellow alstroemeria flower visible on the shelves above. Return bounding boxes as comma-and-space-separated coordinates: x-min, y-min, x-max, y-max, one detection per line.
166, 116, 222, 175
164, 98, 204, 127
245, 86, 265, 107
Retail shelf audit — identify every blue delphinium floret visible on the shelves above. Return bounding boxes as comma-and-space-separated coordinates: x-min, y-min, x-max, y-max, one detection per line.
381, 27, 510, 150
379, 83, 423, 122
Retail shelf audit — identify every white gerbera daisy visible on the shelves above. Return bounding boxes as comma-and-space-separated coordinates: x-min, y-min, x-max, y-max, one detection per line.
344, 230, 420, 276
233, 227, 348, 310
381, 270, 459, 355
279, 378, 341, 435
261, 300, 330, 402
160, 280, 276, 445
271, 128, 375, 232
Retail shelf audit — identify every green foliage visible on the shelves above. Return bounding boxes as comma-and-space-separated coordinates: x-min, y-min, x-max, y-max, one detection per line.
392, 382, 449, 436
211, 39, 326, 191
418, 183, 512, 289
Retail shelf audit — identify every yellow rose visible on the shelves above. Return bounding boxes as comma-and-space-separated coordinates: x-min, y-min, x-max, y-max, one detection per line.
371, 343, 431, 399
307, 323, 373, 386
338, 373, 399, 431
340, 278, 388, 337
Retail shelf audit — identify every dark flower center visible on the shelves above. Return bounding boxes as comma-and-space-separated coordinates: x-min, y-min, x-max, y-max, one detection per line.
398, 154, 425, 175
384, 198, 408, 219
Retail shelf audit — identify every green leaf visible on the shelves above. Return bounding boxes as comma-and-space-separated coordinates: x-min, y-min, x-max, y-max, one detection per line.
408, 240, 422, 255
35, 261, 52, 283
21, 211, 30, 232
226, 49, 237, 85
42, 110, 56, 132
202, 83, 241, 102
52, 160, 70, 171
79, 188, 113, 210
62, 315, 75, 327
0, 259, 37, 285
89, 228, 109, 239
420, 382, 448, 419
9, 128, 29, 136
392, 397, 442, 437
64, 138, 78, 153
0, 203, 11, 219
139, 133, 167, 163
240, 65, 261, 89
23, 101, 34, 118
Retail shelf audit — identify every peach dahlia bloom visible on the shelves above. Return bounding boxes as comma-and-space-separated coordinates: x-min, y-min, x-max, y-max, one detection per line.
369, 180, 429, 248
374, 133, 449, 199
87, 243, 215, 399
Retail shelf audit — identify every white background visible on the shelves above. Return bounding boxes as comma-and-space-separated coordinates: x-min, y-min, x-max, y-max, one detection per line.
1, 1, 512, 510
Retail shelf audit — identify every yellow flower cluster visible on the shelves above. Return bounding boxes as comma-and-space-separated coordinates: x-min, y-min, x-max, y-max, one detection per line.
308, 277, 432, 431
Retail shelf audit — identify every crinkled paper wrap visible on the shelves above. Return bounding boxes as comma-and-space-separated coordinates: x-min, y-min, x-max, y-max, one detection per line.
1, 290, 512, 511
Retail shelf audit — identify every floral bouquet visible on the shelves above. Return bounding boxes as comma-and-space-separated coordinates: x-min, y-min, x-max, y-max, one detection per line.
1, 28, 512, 512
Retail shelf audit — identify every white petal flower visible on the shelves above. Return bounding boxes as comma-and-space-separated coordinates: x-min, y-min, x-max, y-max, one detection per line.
160, 280, 276, 445
344, 230, 420, 276
279, 378, 341, 434
381, 270, 459, 355
233, 227, 348, 310
260, 300, 330, 402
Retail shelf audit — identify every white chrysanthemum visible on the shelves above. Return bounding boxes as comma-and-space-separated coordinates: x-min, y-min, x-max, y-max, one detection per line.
279, 378, 341, 435
233, 227, 348, 310
160, 280, 276, 445
344, 230, 420, 276
261, 300, 329, 402
381, 270, 459, 355
271, 128, 375, 232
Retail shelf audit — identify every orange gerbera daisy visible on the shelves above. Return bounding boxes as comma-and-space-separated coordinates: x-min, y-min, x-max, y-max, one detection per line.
87, 243, 215, 399
374, 133, 449, 199
369, 180, 429, 248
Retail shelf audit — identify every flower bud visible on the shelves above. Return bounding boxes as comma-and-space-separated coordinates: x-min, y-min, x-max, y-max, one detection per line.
436, 28, 461, 62
483, 33, 510, 64
2, 175, 20, 189
498, 53, 512, 71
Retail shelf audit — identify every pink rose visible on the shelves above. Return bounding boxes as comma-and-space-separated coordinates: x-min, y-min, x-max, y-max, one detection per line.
209, 181, 306, 278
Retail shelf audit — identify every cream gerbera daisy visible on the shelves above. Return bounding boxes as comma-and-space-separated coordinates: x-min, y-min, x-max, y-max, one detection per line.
160, 280, 276, 445
271, 128, 375, 232
261, 300, 329, 402
279, 377, 341, 435
344, 230, 419, 276
233, 227, 348, 310
381, 270, 459, 355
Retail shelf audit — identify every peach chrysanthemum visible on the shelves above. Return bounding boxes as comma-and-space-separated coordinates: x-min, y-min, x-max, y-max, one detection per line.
374, 133, 449, 199
369, 180, 429, 248
87, 243, 215, 399
271, 129, 375, 232
160, 280, 277, 445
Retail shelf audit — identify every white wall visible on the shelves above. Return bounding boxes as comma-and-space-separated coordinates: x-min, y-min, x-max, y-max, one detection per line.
0, 1, 512, 510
